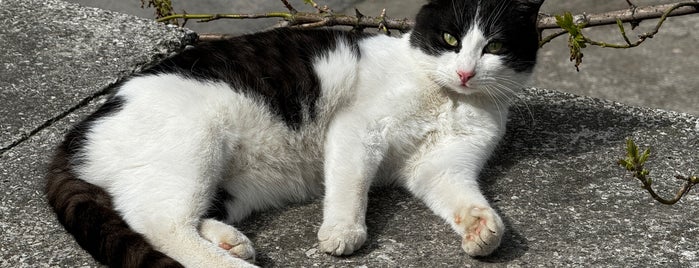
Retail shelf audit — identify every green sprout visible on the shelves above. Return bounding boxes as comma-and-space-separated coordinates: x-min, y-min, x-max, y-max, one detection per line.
555, 12, 586, 71
618, 138, 698, 205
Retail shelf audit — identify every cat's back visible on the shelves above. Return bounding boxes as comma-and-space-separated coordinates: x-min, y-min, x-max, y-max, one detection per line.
70, 28, 383, 191
134, 28, 369, 129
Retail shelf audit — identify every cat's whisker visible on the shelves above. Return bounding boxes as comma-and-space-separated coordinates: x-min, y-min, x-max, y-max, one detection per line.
486, 79, 536, 124
452, 0, 465, 29
474, 75, 534, 122
482, 85, 510, 122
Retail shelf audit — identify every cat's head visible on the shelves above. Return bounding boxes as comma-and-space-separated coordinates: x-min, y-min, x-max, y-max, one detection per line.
410, 0, 544, 96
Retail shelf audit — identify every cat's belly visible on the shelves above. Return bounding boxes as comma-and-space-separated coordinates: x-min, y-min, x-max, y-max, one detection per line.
221, 123, 326, 219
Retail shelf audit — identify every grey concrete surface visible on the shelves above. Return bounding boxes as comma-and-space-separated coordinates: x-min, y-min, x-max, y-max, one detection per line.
1, 0, 193, 266
1, 0, 699, 267
0, 0, 196, 151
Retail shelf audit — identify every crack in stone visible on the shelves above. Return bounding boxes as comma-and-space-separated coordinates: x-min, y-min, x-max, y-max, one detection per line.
0, 87, 113, 156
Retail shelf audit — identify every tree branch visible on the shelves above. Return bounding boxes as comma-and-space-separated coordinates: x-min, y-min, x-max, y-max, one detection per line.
157, 12, 294, 23
537, 2, 699, 30
540, 1, 698, 70
165, 1, 699, 43
149, 0, 698, 69
158, 11, 413, 33
281, 0, 297, 14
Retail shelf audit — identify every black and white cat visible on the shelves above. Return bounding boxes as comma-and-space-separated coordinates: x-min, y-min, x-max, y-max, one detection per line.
46, 0, 544, 267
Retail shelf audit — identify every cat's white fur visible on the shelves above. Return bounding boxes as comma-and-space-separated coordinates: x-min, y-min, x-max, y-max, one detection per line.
76, 24, 527, 267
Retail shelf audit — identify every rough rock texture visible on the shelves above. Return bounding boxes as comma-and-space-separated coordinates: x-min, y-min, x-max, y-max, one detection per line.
0, 0, 195, 151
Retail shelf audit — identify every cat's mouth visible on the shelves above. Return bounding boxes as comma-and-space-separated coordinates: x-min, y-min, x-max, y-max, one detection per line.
428, 72, 484, 96
452, 76, 482, 95
447, 83, 481, 96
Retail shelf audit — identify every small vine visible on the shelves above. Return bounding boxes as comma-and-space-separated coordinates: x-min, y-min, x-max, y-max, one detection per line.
618, 139, 698, 205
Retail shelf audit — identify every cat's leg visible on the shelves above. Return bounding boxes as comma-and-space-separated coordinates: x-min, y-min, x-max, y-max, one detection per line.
318, 114, 388, 255
103, 166, 258, 268
199, 218, 256, 262
402, 136, 505, 256
82, 115, 256, 266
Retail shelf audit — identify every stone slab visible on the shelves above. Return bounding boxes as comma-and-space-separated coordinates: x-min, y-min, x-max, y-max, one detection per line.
1, 0, 698, 267
0, 0, 195, 151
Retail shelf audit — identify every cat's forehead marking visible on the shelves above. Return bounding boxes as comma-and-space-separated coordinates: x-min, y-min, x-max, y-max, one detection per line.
449, 0, 500, 38
461, 26, 487, 52
449, 0, 477, 35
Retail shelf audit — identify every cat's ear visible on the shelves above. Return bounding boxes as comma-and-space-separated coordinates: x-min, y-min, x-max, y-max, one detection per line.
514, 0, 544, 23
514, 0, 545, 13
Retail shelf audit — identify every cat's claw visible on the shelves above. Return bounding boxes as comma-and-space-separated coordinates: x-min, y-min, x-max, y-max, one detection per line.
199, 219, 256, 262
317, 223, 367, 255
455, 206, 504, 256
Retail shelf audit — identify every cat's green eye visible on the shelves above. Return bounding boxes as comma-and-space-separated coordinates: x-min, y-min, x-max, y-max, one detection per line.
443, 32, 459, 47
485, 41, 505, 54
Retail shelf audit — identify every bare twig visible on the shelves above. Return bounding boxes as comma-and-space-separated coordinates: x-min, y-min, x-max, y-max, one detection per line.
141, 0, 177, 25
304, 0, 332, 14
588, 2, 699, 49
164, 11, 414, 35
281, 0, 297, 14
538, 29, 568, 47
378, 8, 389, 34
157, 12, 294, 23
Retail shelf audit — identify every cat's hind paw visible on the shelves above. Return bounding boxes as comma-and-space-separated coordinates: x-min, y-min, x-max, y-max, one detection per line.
199, 219, 256, 262
317, 222, 367, 256
455, 206, 504, 256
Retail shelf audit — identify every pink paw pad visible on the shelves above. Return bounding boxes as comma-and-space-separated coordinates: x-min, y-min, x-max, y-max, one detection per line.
454, 206, 504, 256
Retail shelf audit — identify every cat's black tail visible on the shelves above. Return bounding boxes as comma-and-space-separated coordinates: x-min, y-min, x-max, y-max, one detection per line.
45, 143, 184, 268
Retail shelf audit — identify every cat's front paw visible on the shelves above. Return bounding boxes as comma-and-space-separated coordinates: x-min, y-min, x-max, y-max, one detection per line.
317, 222, 367, 256
199, 219, 256, 262
454, 206, 504, 256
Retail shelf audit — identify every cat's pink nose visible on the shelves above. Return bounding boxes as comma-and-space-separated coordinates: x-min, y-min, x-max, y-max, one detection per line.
457, 70, 475, 86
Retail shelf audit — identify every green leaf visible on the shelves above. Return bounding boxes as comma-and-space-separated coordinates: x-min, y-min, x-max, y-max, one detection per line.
555, 12, 587, 70
555, 12, 575, 30
618, 159, 629, 167
638, 148, 651, 165
625, 139, 637, 159
618, 159, 633, 171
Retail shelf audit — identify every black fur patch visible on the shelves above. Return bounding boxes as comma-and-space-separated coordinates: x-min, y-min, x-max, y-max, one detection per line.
410, 0, 542, 72
143, 28, 369, 130
204, 187, 233, 220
